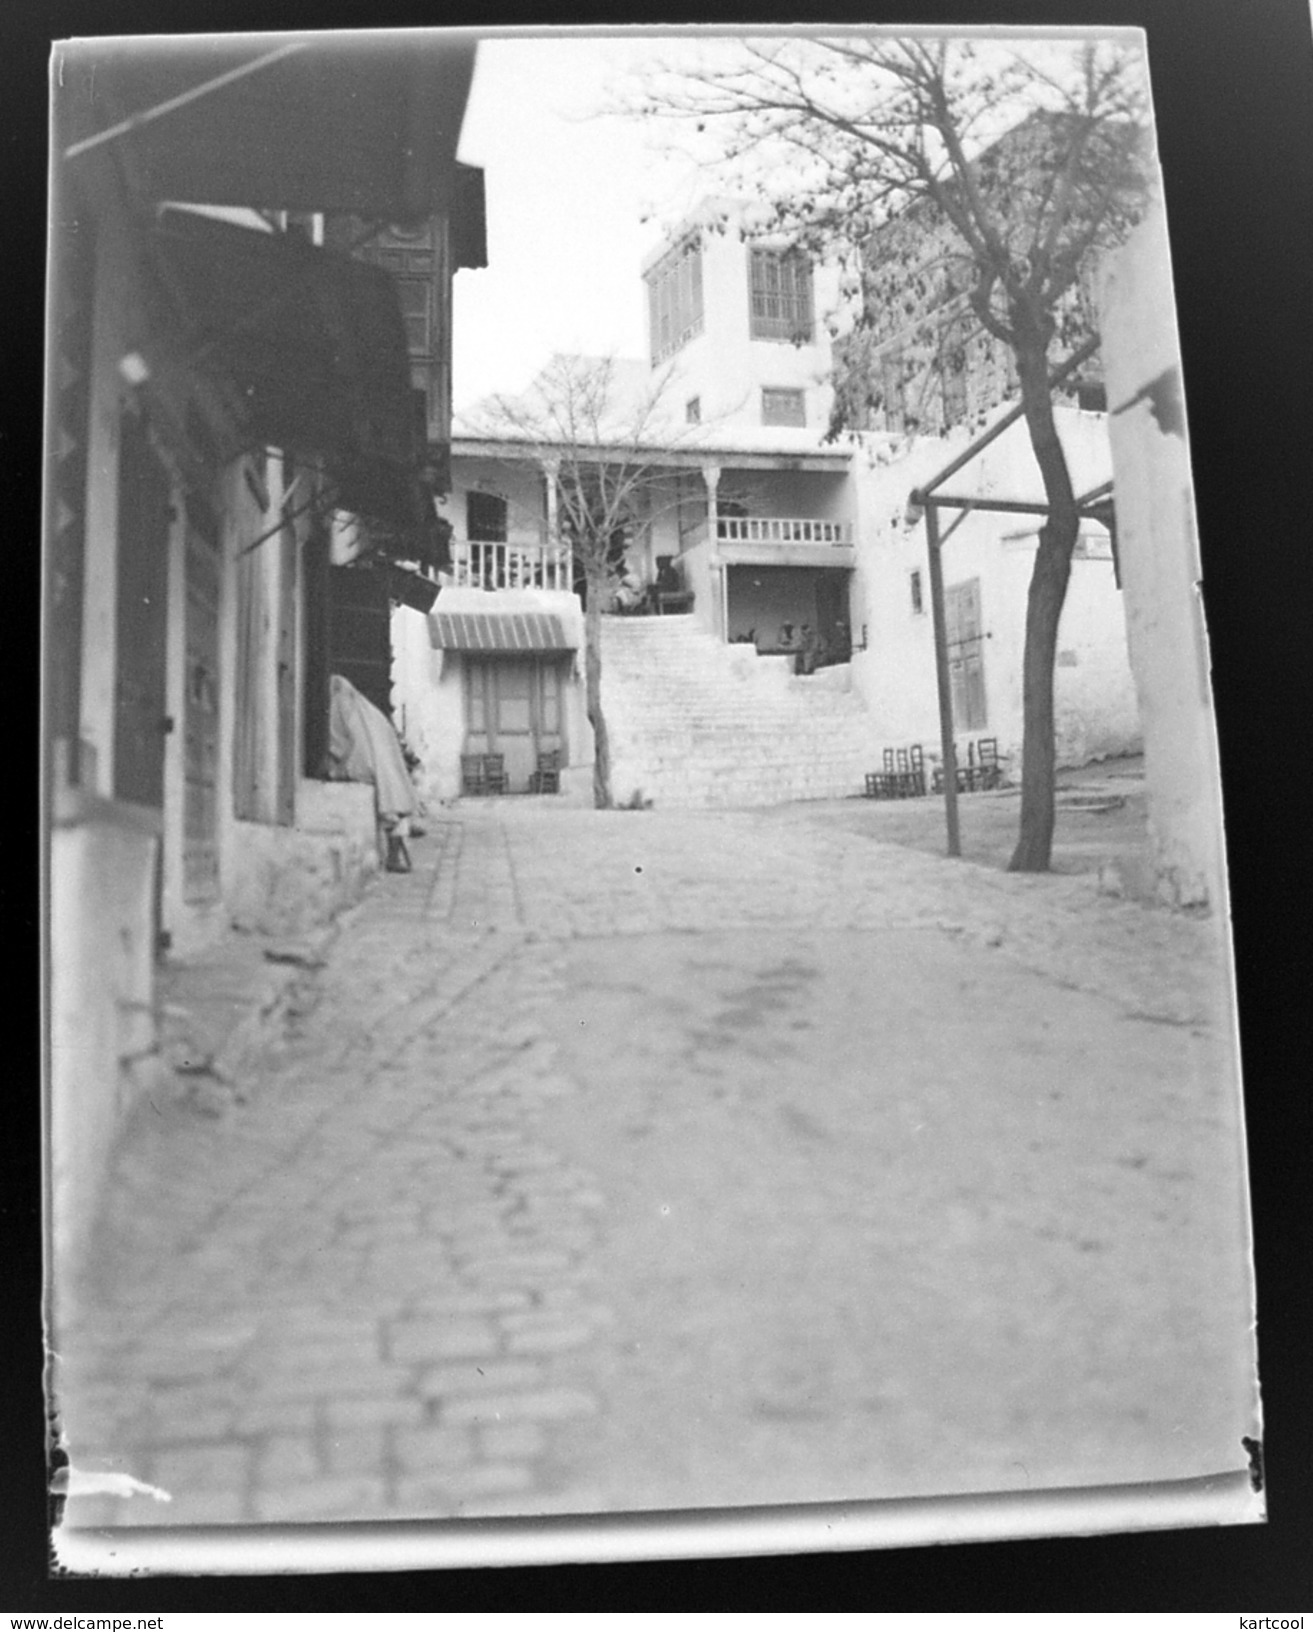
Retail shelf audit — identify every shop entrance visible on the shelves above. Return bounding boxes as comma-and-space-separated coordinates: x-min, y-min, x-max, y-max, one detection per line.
464, 657, 567, 792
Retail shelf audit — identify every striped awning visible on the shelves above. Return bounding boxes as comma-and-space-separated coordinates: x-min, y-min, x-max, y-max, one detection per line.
428, 611, 576, 653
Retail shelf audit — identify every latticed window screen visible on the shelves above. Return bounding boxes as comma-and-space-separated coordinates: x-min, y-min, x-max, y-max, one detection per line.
749, 250, 814, 342
396, 277, 432, 354
761, 388, 806, 427
646, 238, 704, 363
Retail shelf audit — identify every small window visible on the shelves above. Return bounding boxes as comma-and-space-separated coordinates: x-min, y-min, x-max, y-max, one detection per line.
910, 569, 924, 616
761, 388, 806, 428
467, 490, 507, 543
1076, 382, 1107, 412
686, 396, 701, 424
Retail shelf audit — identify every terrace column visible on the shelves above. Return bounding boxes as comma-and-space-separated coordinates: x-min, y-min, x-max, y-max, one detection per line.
701, 462, 726, 641
541, 457, 561, 590
700, 462, 721, 537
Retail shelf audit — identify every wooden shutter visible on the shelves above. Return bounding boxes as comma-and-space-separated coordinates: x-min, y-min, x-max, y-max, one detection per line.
275, 517, 297, 825
182, 494, 222, 900
112, 410, 171, 809
946, 578, 987, 732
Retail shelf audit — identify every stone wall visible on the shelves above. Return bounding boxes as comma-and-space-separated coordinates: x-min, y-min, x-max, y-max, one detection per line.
226, 781, 380, 938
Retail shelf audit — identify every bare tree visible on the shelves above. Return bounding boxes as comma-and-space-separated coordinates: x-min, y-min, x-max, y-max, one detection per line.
630, 35, 1151, 869
465, 354, 693, 810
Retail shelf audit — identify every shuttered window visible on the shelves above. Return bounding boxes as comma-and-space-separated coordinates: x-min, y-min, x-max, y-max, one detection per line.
646, 238, 704, 363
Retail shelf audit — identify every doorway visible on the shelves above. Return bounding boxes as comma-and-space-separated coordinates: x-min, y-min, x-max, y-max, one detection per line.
464, 657, 566, 792
725, 564, 852, 661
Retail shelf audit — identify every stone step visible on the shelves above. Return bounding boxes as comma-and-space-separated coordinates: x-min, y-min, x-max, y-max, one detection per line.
599, 614, 878, 809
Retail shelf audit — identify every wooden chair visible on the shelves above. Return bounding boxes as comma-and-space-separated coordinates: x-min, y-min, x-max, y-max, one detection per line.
865, 749, 895, 799
907, 743, 926, 797
461, 753, 508, 796
973, 737, 1001, 790
529, 749, 561, 794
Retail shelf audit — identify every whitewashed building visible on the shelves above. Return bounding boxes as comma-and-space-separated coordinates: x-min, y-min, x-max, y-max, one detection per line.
393, 196, 1140, 809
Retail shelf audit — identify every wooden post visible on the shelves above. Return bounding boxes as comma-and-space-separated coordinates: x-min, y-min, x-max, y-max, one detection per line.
925, 500, 961, 858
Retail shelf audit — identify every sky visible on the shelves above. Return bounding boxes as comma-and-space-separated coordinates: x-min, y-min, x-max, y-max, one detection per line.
451, 35, 711, 412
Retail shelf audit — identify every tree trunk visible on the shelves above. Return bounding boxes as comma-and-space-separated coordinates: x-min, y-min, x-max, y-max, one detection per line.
583, 569, 612, 809
1008, 323, 1082, 873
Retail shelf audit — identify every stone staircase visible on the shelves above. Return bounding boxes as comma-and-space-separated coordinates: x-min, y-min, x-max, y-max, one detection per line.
600, 615, 875, 809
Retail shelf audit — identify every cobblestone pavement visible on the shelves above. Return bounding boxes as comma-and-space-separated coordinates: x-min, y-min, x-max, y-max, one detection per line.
55, 801, 1256, 1529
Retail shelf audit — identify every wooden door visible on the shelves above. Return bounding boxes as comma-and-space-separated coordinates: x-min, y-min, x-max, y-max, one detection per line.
328, 562, 392, 718
466, 658, 566, 792
182, 494, 221, 901
113, 410, 171, 809
945, 577, 988, 732
489, 659, 536, 791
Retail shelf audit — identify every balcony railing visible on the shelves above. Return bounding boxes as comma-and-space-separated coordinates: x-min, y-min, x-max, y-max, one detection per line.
715, 516, 853, 546
450, 539, 573, 592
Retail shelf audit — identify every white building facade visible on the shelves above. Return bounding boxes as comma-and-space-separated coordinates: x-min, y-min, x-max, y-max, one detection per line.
393, 199, 1140, 809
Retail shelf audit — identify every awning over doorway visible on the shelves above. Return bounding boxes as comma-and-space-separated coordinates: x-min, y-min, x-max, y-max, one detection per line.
428, 611, 576, 653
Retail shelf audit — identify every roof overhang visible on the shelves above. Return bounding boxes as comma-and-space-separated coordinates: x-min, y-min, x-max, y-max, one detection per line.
57, 33, 478, 220
451, 437, 851, 475
152, 208, 427, 530
428, 611, 577, 653
717, 544, 856, 571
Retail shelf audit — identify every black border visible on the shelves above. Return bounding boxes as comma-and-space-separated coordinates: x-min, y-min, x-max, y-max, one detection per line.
9, 0, 1313, 1611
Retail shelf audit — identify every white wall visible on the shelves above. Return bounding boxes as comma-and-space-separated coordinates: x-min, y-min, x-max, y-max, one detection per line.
850, 409, 1141, 770
78, 201, 136, 796
1101, 200, 1227, 909
49, 803, 158, 1292
443, 456, 547, 543
643, 209, 841, 438
391, 585, 590, 805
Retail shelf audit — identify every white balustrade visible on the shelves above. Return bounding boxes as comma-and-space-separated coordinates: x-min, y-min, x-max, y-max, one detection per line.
450, 539, 573, 592
714, 516, 853, 546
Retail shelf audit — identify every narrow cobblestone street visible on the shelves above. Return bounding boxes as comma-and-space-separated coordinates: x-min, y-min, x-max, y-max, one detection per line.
56, 801, 1254, 1529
